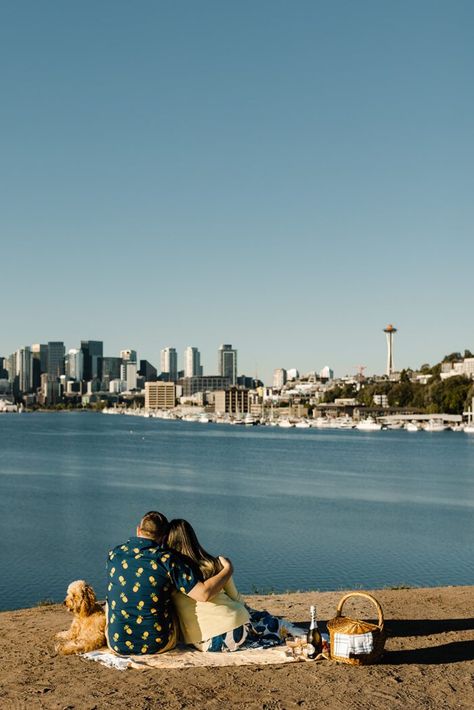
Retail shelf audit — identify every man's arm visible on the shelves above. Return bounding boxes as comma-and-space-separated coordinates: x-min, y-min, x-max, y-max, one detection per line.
186, 557, 233, 602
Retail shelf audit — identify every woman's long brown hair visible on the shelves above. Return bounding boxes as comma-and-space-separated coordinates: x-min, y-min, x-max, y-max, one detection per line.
167, 519, 223, 581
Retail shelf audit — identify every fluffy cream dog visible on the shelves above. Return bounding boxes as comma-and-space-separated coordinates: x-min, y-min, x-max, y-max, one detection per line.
55, 580, 106, 655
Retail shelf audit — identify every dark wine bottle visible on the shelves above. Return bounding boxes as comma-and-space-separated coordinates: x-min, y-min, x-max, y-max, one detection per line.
306, 605, 322, 659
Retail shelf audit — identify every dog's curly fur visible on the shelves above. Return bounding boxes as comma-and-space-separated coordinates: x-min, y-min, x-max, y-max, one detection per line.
55, 580, 106, 655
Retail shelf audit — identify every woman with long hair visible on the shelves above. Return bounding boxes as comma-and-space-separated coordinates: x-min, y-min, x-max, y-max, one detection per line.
167, 518, 291, 652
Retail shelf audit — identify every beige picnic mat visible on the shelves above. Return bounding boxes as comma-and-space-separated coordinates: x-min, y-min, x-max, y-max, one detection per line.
82, 634, 307, 670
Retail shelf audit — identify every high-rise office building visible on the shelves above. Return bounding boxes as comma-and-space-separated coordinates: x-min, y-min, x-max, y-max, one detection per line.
47, 342, 65, 379
218, 344, 237, 385
102, 357, 122, 387
0, 356, 7, 380
5, 354, 16, 382
31, 344, 48, 389
17, 346, 33, 393
81, 340, 103, 381
65, 349, 84, 382
184, 347, 203, 378
138, 360, 158, 382
180, 375, 230, 397
161, 347, 178, 381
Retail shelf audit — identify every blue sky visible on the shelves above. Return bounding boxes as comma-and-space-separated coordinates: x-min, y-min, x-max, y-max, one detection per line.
1, 1, 473, 382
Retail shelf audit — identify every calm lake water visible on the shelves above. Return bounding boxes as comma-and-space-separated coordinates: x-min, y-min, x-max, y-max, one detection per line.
0, 412, 473, 610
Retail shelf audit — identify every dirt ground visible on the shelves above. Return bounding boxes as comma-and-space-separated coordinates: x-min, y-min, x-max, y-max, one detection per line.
0, 586, 473, 709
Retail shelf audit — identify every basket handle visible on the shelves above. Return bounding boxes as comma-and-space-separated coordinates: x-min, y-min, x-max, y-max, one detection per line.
335, 592, 384, 629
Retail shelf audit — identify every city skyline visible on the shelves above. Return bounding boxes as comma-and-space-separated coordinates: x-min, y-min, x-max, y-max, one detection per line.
2, 329, 473, 388
1, 2, 473, 382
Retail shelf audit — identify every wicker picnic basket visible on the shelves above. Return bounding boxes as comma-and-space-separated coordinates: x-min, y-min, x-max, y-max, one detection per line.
326, 592, 386, 665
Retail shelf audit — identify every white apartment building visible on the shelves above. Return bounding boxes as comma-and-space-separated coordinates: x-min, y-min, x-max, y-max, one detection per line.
120, 361, 137, 390
109, 379, 128, 394
320, 365, 334, 380
440, 357, 474, 380
273, 368, 287, 389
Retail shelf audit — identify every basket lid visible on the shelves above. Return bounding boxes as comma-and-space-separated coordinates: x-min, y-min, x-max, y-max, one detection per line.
327, 615, 380, 635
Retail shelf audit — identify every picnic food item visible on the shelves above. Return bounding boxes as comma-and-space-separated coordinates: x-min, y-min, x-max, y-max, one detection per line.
326, 592, 386, 665
306, 605, 322, 659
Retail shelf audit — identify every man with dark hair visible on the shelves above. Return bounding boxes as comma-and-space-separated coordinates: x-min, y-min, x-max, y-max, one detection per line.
106, 511, 233, 655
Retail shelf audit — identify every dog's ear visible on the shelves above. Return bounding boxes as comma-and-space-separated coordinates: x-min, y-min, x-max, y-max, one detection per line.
80, 583, 97, 616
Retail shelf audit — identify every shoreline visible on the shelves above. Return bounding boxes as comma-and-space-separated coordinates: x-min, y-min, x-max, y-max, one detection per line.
1, 585, 473, 709
0, 580, 469, 615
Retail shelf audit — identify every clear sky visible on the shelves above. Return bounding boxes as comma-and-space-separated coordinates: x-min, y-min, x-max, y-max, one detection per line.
1, 1, 473, 382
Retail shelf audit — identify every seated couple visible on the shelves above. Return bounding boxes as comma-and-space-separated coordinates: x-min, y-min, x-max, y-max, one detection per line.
106, 511, 287, 656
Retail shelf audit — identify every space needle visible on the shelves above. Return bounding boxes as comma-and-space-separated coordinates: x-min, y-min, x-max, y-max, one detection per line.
384, 324, 398, 376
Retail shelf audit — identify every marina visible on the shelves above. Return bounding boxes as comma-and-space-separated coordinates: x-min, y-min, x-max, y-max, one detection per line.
101, 404, 474, 433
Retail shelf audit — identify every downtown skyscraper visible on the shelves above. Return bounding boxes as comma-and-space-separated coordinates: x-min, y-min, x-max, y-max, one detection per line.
218, 344, 237, 385
160, 347, 178, 381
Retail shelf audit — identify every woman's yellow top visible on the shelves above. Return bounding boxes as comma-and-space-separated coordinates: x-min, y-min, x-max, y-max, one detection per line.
172, 576, 250, 644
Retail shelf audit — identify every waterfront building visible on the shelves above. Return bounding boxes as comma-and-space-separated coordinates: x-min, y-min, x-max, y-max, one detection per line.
273, 368, 287, 389
65, 349, 84, 382
161, 347, 178, 381
47, 342, 65, 380
218, 344, 237, 385
120, 349, 137, 363
180, 375, 230, 397
80, 340, 103, 381
120, 361, 138, 390
384, 324, 398, 376
145, 381, 176, 409
214, 387, 250, 415
17, 346, 33, 393
184, 346, 203, 378
138, 360, 157, 382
